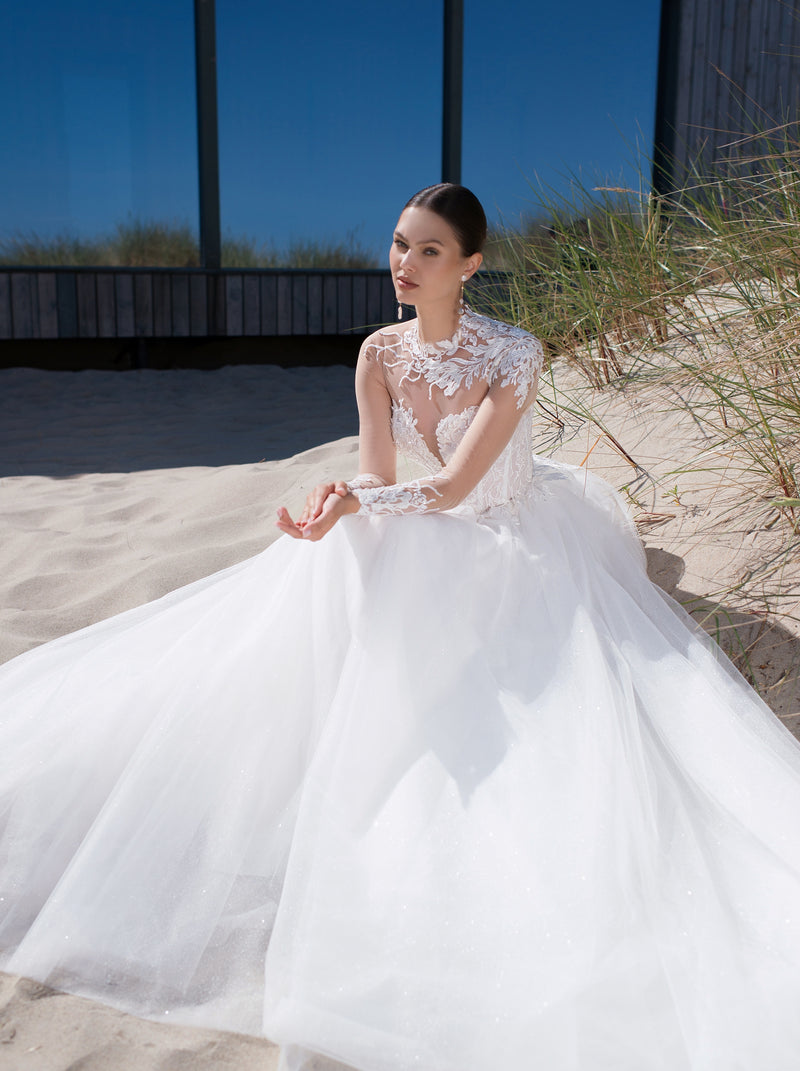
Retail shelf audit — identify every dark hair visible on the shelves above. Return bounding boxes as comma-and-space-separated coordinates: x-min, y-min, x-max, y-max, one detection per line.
403, 183, 487, 256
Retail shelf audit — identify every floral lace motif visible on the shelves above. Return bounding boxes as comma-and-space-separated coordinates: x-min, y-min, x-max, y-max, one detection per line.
354, 480, 442, 515
384, 306, 544, 409
352, 311, 544, 517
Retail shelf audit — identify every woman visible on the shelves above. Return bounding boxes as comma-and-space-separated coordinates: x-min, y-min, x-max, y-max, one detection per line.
2, 184, 800, 1071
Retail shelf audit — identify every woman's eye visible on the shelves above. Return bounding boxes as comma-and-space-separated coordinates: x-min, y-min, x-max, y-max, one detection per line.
423, 248, 438, 256
394, 239, 407, 249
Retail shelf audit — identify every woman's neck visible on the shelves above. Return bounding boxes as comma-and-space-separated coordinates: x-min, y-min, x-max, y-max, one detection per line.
414, 298, 460, 346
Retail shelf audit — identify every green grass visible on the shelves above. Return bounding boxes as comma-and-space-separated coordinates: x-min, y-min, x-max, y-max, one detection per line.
0, 220, 380, 269
487, 130, 800, 543
487, 130, 800, 703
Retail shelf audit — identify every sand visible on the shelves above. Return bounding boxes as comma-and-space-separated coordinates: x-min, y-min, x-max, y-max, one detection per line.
1, 358, 798, 1070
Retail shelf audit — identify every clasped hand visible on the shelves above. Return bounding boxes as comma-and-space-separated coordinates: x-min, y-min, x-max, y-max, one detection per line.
276, 480, 358, 541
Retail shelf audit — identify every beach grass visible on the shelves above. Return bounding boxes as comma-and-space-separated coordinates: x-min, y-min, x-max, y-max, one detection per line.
488, 134, 800, 542
487, 134, 800, 702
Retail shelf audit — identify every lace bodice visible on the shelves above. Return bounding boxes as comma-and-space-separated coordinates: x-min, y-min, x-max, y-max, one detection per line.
348, 308, 543, 517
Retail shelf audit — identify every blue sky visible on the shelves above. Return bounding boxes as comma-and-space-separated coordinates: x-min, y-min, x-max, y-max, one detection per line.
0, 1, 661, 254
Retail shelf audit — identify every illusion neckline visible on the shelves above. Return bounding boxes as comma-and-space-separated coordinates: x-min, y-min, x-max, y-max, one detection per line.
409, 305, 475, 358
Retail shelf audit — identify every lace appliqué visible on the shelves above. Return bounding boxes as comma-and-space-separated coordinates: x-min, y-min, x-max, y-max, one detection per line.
384, 306, 544, 409
354, 479, 443, 516
346, 473, 388, 492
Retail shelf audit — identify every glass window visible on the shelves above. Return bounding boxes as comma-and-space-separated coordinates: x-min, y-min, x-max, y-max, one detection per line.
0, 1, 198, 265
216, 1, 441, 267
463, 1, 661, 231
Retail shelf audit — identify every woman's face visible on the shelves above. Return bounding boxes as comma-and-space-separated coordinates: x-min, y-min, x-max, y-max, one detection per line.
389, 206, 479, 310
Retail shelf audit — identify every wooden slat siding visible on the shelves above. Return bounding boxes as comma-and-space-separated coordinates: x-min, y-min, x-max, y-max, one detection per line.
669, 1, 693, 179
716, 0, 736, 146
380, 276, 396, 325
307, 274, 323, 334
76, 273, 98, 338
656, 0, 800, 190
189, 273, 207, 336
225, 274, 243, 336
322, 273, 338, 333
171, 274, 190, 337
277, 274, 292, 335
115, 274, 135, 337
212, 273, 227, 336
153, 273, 172, 337
242, 274, 260, 336
134, 273, 154, 337
775, 1, 796, 116
337, 275, 353, 333
690, 0, 710, 161
790, 3, 800, 112
260, 273, 278, 335
351, 275, 367, 333
29, 271, 42, 339
0, 275, 11, 339
10, 273, 34, 339
365, 275, 382, 331
731, 0, 754, 167
705, 3, 726, 165
96, 274, 117, 338
762, 2, 788, 122
292, 274, 308, 334
36, 273, 58, 338
743, 2, 765, 122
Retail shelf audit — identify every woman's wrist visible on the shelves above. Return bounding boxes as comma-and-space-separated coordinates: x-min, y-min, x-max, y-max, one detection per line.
340, 491, 361, 515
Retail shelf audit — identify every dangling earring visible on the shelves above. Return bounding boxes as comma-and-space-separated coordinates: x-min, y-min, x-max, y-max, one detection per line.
397, 301, 403, 321
459, 275, 467, 315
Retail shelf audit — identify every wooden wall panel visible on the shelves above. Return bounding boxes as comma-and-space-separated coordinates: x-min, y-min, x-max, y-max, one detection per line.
323, 274, 338, 334
115, 275, 135, 337
242, 275, 260, 336
292, 275, 308, 335
189, 274, 207, 336
37, 274, 58, 339
172, 274, 191, 337
134, 274, 154, 337
96, 274, 117, 338
655, 0, 800, 191
0, 274, 11, 339
277, 275, 292, 335
225, 274, 243, 336
307, 275, 323, 334
76, 274, 97, 338
11, 273, 34, 339
153, 274, 172, 337
337, 276, 352, 333
351, 276, 367, 334
260, 274, 278, 335
0, 268, 452, 344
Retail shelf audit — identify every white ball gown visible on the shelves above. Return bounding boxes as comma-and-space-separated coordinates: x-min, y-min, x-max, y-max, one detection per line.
2, 307, 800, 1071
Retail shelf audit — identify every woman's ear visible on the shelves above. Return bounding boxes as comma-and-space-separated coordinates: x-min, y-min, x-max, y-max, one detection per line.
463, 252, 483, 279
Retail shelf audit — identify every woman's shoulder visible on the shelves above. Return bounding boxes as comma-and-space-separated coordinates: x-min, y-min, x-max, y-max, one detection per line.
358, 321, 415, 364
464, 309, 544, 368
464, 307, 540, 348
462, 308, 545, 405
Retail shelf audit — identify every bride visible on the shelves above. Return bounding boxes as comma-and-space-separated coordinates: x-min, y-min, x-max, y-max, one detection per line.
2, 183, 800, 1071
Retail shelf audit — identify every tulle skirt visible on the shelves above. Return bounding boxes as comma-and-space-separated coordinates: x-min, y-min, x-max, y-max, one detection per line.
2, 457, 800, 1071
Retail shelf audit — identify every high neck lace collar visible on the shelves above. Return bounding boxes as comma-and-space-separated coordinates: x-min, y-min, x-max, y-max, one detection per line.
409, 306, 474, 360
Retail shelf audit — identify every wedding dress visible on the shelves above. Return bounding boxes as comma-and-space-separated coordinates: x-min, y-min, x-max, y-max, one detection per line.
2, 307, 800, 1071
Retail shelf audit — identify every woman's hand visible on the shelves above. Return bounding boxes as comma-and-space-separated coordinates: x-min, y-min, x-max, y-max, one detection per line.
275, 480, 359, 541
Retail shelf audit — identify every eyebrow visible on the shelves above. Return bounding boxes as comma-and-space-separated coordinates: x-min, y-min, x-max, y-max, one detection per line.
394, 230, 445, 245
